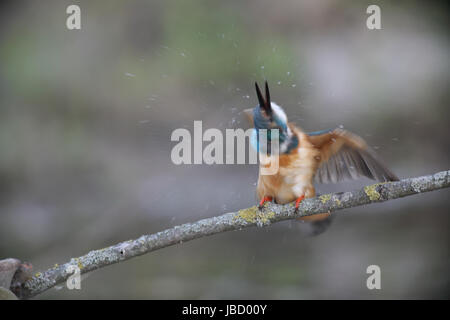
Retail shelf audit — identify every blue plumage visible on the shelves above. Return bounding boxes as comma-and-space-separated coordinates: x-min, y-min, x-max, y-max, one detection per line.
250, 81, 301, 155
251, 103, 298, 155
307, 128, 334, 136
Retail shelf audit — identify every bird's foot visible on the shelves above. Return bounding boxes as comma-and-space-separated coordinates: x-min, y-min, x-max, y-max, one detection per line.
258, 196, 273, 210
294, 195, 305, 214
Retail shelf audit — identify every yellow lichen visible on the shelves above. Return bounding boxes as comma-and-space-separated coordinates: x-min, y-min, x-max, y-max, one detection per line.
75, 258, 83, 270
319, 194, 331, 203
364, 183, 383, 201
234, 206, 275, 225
335, 198, 341, 205
235, 206, 259, 223
35, 272, 41, 278
258, 211, 275, 224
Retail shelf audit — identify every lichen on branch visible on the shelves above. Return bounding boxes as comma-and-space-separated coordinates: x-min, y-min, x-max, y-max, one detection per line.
10, 170, 450, 299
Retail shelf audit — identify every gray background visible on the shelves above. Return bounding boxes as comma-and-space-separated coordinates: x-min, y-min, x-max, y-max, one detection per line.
0, 0, 448, 299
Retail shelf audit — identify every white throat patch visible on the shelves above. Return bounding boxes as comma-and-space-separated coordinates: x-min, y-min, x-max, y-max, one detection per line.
270, 102, 287, 124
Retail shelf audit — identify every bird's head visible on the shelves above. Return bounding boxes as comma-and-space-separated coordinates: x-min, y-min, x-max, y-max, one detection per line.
252, 81, 288, 133
246, 81, 296, 154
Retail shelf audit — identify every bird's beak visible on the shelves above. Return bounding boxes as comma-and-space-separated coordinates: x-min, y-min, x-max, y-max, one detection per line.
255, 81, 272, 117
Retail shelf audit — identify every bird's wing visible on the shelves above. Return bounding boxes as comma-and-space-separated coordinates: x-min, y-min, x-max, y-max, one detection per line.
307, 128, 398, 183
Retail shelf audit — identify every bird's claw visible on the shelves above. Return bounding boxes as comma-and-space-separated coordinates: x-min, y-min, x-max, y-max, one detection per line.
294, 195, 305, 214
258, 196, 273, 211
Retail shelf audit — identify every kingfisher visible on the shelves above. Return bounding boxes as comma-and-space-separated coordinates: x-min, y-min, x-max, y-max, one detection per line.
246, 81, 398, 226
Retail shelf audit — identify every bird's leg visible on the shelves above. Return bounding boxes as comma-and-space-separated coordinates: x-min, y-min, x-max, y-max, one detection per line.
294, 195, 305, 213
258, 196, 273, 210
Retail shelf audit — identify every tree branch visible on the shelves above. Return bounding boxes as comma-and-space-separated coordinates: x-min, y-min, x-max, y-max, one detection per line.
11, 170, 450, 299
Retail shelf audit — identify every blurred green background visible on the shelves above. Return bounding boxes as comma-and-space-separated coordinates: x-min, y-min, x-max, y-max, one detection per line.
0, 0, 449, 299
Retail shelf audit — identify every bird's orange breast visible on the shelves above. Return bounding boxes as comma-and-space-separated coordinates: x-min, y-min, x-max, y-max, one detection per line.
257, 125, 321, 204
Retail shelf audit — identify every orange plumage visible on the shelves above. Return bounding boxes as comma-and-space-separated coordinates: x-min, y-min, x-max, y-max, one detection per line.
248, 82, 398, 225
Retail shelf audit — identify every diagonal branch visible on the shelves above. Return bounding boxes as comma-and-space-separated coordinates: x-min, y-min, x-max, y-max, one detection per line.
11, 170, 450, 299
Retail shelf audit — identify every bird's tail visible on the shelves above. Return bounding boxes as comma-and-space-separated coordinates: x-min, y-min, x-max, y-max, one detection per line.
297, 213, 335, 236
308, 215, 334, 236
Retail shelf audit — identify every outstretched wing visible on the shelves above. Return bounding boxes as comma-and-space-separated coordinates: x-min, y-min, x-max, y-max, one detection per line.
307, 128, 399, 183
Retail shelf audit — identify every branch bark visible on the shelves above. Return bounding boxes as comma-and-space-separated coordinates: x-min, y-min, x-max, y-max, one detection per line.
11, 170, 450, 299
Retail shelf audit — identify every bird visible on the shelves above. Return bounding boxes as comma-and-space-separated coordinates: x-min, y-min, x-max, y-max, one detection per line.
245, 81, 399, 228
